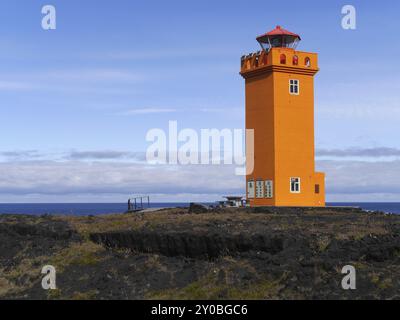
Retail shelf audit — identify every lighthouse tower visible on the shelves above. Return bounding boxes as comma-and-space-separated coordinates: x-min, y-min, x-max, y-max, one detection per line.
240, 26, 325, 207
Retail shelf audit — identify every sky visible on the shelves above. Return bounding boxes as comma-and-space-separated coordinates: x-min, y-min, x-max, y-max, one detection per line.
0, 0, 400, 203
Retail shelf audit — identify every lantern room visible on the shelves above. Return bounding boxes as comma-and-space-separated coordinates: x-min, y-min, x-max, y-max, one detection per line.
256, 25, 301, 51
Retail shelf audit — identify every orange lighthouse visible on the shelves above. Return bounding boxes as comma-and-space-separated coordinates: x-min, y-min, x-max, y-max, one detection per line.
240, 26, 325, 207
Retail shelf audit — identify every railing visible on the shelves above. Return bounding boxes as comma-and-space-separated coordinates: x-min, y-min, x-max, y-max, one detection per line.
127, 196, 150, 212
241, 50, 269, 72
241, 48, 315, 73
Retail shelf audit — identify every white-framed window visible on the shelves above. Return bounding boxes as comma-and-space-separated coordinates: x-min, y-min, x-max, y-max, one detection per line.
247, 180, 255, 199
289, 79, 299, 95
265, 180, 273, 198
256, 180, 264, 198
290, 177, 301, 193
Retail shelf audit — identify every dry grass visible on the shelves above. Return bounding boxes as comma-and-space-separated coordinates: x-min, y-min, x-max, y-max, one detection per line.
49, 241, 106, 272
147, 269, 286, 300
146, 255, 288, 300
0, 241, 106, 298
55, 208, 393, 243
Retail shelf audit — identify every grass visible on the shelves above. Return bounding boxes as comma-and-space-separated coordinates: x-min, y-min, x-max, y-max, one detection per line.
2, 206, 399, 299
316, 236, 331, 252
0, 277, 16, 297
146, 256, 288, 300
369, 272, 393, 290
0, 241, 106, 298
147, 274, 284, 300
70, 290, 99, 300
54, 208, 394, 243
49, 242, 106, 272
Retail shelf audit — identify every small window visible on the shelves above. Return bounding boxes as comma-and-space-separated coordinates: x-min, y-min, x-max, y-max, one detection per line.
265, 180, 273, 198
289, 79, 299, 95
293, 55, 299, 66
256, 180, 264, 198
290, 177, 301, 193
315, 184, 320, 194
305, 57, 311, 67
247, 180, 255, 199
280, 54, 286, 64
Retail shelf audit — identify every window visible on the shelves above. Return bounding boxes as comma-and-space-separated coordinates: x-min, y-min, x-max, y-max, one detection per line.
289, 79, 299, 95
290, 177, 301, 193
280, 54, 286, 64
265, 180, 273, 198
293, 55, 299, 66
315, 184, 320, 194
256, 180, 264, 198
305, 57, 311, 67
247, 180, 255, 199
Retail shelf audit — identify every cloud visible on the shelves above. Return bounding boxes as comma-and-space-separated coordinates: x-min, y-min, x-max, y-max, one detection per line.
119, 108, 177, 115
0, 150, 43, 161
316, 147, 400, 158
0, 150, 147, 162
0, 69, 145, 93
42, 69, 142, 82
0, 81, 39, 91
69, 151, 130, 160
68, 151, 146, 161
199, 107, 242, 114
1, 152, 400, 202
317, 160, 400, 195
0, 161, 244, 198
80, 47, 234, 61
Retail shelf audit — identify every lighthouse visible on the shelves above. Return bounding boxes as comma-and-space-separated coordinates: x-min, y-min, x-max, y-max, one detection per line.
240, 26, 325, 207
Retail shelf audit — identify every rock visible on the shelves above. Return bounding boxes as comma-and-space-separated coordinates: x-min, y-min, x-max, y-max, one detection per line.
89, 230, 289, 259
188, 203, 210, 214
2, 207, 400, 300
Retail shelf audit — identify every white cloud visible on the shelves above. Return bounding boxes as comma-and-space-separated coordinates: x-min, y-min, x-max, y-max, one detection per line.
119, 108, 177, 115
318, 160, 400, 197
0, 81, 39, 91
0, 160, 244, 200
316, 147, 400, 159
42, 69, 143, 82
0, 69, 145, 94
79, 46, 236, 61
0, 154, 400, 203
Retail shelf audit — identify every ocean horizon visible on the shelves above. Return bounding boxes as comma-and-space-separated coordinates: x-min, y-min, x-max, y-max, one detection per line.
0, 202, 399, 216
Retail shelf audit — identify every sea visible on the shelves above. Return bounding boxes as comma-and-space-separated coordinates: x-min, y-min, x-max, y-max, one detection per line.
0, 202, 399, 216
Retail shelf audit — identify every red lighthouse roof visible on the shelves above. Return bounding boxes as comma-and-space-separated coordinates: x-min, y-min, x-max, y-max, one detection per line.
257, 25, 301, 43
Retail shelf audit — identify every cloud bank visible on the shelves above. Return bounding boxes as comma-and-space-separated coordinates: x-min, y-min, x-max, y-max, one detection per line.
0, 148, 400, 203
316, 147, 400, 158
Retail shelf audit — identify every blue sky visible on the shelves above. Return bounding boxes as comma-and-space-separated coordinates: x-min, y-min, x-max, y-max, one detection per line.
0, 0, 400, 203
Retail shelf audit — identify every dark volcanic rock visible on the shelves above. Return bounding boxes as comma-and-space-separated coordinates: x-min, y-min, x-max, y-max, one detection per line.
90, 231, 295, 259
188, 203, 210, 214
0, 215, 80, 270
2, 208, 400, 300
